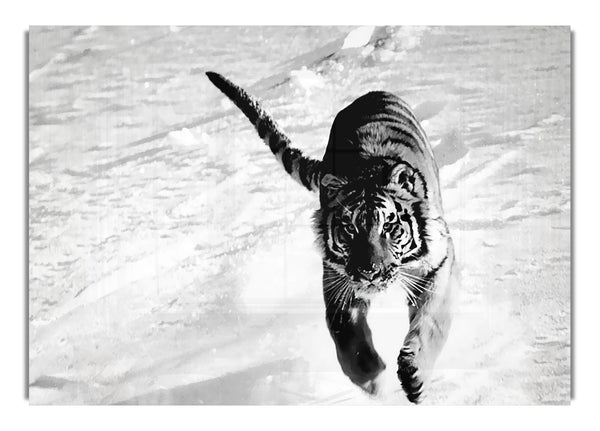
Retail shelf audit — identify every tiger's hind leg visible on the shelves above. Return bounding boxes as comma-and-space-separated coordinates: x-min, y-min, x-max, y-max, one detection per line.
397, 256, 455, 404
324, 281, 386, 395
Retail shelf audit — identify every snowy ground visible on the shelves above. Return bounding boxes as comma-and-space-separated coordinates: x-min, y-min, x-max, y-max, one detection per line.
28, 26, 570, 405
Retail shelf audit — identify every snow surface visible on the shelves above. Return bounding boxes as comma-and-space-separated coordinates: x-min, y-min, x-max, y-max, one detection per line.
28, 26, 570, 405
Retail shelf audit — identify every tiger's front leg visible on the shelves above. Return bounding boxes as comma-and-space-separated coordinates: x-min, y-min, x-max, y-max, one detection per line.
397, 254, 455, 404
323, 279, 386, 395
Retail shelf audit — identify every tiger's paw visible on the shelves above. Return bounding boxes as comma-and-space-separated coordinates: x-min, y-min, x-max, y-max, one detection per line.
397, 349, 425, 404
358, 371, 387, 397
341, 345, 387, 397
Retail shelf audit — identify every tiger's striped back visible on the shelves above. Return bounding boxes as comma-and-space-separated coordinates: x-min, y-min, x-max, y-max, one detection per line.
322, 91, 442, 215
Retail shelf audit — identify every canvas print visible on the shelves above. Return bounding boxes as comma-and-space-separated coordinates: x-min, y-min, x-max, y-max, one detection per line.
28, 26, 571, 405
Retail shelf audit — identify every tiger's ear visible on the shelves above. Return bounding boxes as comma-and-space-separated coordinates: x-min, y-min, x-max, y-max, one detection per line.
320, 173, 347, 202
389, 163, 426, 199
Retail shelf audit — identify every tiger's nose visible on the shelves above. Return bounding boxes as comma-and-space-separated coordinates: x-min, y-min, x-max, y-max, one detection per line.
357, 263, 382, 281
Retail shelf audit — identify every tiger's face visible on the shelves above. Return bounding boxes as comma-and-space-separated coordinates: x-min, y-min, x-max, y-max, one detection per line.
317, 162, 427, 296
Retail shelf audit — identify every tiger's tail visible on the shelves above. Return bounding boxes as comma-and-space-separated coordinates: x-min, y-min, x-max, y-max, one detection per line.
206, 71, 322, 192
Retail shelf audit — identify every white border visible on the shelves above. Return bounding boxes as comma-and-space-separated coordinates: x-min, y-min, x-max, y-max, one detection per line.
2, 1, 597, 429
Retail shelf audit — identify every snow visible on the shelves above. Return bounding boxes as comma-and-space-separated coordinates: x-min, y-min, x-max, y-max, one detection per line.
341, 26, 376, 49
167, 128, 197, 147
29, 26, 570, 405
289, 67, 326, 94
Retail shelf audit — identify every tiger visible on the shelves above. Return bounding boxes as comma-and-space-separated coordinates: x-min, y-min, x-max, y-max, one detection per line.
206, 71, 455, 404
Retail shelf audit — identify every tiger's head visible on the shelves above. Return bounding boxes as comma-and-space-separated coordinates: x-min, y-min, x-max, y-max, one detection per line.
315, 161, 428, 297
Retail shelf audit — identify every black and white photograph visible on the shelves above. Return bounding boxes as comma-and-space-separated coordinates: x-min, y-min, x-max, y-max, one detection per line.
26, 25, 571, 406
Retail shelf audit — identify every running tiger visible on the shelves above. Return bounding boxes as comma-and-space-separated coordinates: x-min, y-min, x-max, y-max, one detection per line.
206, 71, 455, 404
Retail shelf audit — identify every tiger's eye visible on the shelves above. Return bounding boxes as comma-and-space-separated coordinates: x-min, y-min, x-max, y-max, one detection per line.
343, 223, 356, 235
382, 213, 397, 233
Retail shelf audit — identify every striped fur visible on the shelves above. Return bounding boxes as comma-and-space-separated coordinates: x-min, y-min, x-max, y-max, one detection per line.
206, 72, 455, 404
315, 91, 454, 403
206, 72, 321, 191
